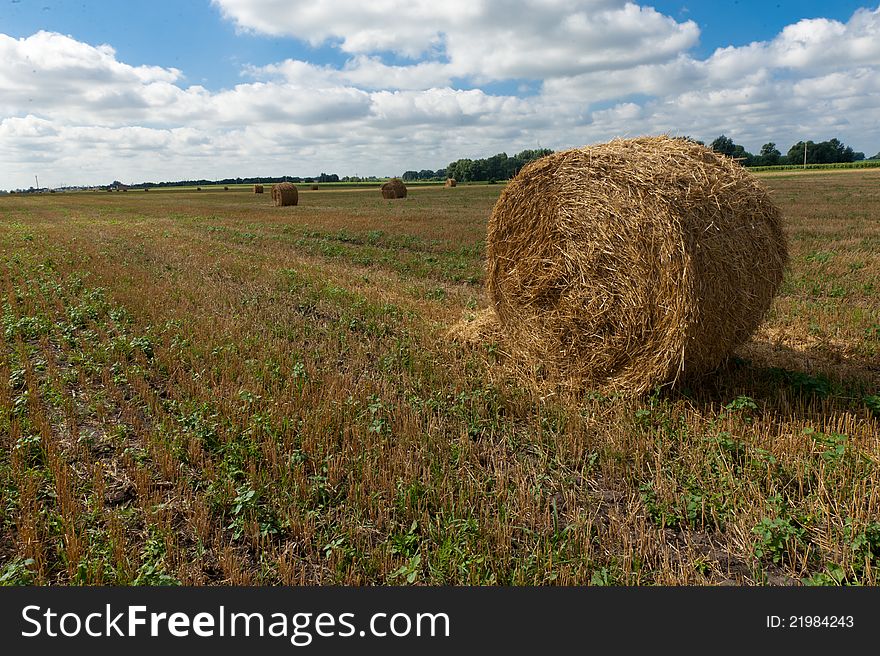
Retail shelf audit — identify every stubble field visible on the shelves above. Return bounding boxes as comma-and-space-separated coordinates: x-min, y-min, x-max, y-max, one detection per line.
1, 171, 878, 586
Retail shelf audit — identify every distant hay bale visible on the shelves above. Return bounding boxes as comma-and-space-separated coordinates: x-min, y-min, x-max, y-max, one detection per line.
481, 135, 788, 394
310, 184, 319, 191
253, 184, 264, 194
144, 187, 149, 192
271, 181, 298, 207
445, 178, 457, 188
381, 178, 407, 199
224, 186, 229, 191
196, 187, 201, 191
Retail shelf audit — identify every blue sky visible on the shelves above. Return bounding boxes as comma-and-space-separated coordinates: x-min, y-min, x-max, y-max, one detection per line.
2, 1, 871, 89
652, 1, 871, 55
2, 0, 337, 90
1, 1, 879, 187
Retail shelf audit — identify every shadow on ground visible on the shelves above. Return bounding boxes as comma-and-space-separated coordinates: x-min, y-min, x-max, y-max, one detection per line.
675, 330, 879, 421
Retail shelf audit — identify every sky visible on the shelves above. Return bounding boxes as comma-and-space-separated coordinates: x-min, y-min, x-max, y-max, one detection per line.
1, 0, 879, 189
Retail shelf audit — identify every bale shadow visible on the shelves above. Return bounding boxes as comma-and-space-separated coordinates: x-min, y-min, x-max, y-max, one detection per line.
672, 335, 879, 421
655, 338, 877, 585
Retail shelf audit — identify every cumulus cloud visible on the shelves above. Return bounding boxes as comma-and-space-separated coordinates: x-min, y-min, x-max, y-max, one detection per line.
0, 31, 210, 128
2, 4, 880, 189
0, 30, 179, 85
213, 0, 699, 81
251, 57, 456, 91
540, 6, 880, 147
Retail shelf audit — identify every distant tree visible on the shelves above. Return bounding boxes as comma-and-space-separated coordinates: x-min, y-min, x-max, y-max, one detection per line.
787, 141, 812, 165
854, 152, 865, 161
470, 158, 489, 181
709, 134, 755, 166
710, 135, 753, 165
444, 148, 552, 182
485, 153, 509, 181
402, 169, 441, 181
445, 158, 473, 182
826, 138, 854, 163
710, 135, 736, 157
507, 148, 552, 176
758, 142, 781, 166
786, 138, 859, 165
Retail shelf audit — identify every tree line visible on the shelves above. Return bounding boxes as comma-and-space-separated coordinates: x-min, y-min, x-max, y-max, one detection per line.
84, 136, 876, 192
106, 173, 388, 190
705, 135, 877, 166
405, 137, 877, 185
402, 149, 555, 183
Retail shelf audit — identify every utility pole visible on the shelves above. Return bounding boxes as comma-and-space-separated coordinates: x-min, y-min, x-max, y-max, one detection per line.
35, 174, 39, 189
803, 142, 807, 169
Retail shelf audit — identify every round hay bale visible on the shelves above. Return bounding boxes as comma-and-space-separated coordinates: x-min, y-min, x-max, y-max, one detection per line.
253, 184, 264, 194
486, 135, 788, 393
381, 178, 407, 199
271, 181, 298, 207
224, 186, 229, 191
445, 178, 457, 188
196, 187, 201, 191
310, 184, 319, 191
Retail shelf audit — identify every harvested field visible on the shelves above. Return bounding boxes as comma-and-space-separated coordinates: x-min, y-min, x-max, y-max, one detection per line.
0, 172, 878, 585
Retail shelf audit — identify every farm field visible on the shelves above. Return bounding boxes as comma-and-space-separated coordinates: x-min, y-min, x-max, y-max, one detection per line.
0, 172, 878, 586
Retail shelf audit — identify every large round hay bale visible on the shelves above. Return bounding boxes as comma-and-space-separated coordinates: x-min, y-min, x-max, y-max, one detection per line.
381, 178, 407, 199
253, 184, 264, 194
445, 178, 457, 188
486, 135, 788, 393
271, 182, 298, 207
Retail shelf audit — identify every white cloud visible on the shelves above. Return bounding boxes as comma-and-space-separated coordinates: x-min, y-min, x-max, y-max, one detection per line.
212, 0, 465, 57
539, 7, 880, 151
0, 30, 179, 85
252, 57, 456, 91
213, 0, 699, 81
2, 5, 880, 189
0, 31, 210, 128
